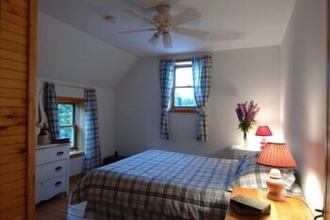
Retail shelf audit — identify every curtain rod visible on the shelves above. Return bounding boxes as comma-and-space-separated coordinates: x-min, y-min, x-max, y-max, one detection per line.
157, 52, 213, 60
38, 78, 93, 90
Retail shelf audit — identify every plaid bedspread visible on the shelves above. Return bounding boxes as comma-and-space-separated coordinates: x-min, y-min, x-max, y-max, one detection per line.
71, 149, 239, 219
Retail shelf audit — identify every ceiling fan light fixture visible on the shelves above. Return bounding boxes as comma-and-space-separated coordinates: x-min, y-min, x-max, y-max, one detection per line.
148, 33, 160, 47
122, 4, 207, 49
163, 32, 172, 48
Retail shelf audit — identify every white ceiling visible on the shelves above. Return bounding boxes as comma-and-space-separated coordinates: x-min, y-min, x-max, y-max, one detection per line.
38, 0, 296, 58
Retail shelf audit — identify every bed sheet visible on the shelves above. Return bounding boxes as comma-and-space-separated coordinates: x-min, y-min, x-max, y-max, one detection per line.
71, 149, 239, 219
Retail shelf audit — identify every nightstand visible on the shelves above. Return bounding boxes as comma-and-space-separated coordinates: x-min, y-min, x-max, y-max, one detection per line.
103, 151, 126, 165
225, 187, 313, 220
231, 144, 260, 160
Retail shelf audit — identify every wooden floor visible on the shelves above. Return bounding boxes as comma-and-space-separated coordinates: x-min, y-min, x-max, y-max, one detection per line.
36, 178, 87, 220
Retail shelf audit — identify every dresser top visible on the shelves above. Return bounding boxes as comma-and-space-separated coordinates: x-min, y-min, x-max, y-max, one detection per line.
36, 143, 69, 150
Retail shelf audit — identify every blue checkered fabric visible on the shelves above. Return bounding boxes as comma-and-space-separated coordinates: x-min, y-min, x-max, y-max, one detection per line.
192, 56, 212, 142
159, 59, 175, 139
71, 150, 239, 219
83, 88, 101, 175
44, 82, 60, 140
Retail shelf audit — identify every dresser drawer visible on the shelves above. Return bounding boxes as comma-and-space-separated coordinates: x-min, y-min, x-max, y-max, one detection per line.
36, 159, 67, 182
35, 143, 70, 204
36, 144, 69, 165
36, 174, 67, 203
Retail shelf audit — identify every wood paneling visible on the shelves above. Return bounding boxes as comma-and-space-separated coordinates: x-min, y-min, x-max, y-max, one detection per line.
0, 88, 26, 98
27, 0, 37, 218
1, 29, 27, 44
0, 178, 25, 193
1, 10, 28, 27
1, 19, 28, 36
0, 39, 27, 53
0, 78, 26, 89
0, 0, 37, 219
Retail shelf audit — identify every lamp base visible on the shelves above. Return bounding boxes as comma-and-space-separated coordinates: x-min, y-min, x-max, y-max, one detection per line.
260, 138, 267, 149
266, 191, 284, 201
266, 168, 285, 201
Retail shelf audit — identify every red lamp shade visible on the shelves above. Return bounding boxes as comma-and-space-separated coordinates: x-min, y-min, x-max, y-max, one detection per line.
257, 142, 297, 169
255, 125, 273, 149
255, 125, 273, 136
257, 142, 297, 201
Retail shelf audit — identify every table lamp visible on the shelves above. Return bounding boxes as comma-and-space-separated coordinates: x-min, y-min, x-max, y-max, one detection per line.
256, 142, 297, 201
255, 125, 273, 149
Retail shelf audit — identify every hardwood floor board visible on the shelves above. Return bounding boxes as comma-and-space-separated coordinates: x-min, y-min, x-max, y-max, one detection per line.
36, 212, 62, 220
37, 205, 70, 219
36, 178, 87, 220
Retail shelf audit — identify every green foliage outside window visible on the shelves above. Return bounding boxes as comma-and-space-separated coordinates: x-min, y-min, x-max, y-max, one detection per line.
58, 104, 73, 125
58, 103, 74, 146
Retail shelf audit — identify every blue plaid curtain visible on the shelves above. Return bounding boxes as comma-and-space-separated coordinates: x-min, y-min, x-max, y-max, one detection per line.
159, 59, 175, 139
44, 82, 60, 140
83, 88, 101, 175
192, 56, 212, 142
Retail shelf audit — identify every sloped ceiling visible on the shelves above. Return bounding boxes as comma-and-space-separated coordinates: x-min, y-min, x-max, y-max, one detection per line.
38, 0, 296, 58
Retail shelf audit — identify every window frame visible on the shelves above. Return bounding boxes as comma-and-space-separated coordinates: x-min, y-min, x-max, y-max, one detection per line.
57, 97, 84, 151
170, 59, 197, 113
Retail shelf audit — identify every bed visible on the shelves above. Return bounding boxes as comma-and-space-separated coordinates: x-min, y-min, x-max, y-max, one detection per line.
71, 149, 302, 220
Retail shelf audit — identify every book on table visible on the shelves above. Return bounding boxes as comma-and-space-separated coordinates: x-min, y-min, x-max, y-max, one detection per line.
230, 194, 271, 215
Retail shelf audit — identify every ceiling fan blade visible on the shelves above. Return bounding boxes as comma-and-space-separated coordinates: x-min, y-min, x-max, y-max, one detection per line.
170, 8, 201, 26
172, 27, 208, 39
129, 0, 178, 9
122, 9, 159, 26
119, 28, 157, 34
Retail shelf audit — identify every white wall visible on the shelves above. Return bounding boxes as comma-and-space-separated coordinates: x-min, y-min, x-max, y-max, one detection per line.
281, 0, 327, 215
37, 12, 138, 89
115, 46, 281, 158
37, 11, 136, 176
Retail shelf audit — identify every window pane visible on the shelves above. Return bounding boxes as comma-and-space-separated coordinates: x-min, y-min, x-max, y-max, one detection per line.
59, 127, 74, 147
174, 88, 196, 107
58, 104, 73, 125
175, 67, 193, 86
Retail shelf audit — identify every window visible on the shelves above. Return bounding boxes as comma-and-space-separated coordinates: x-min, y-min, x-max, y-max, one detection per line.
58, 97, 84, 150
171, 60, 196, 112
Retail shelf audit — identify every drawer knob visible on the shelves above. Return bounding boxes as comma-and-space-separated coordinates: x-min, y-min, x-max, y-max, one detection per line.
54, 181, 62, 187
57, 151, 64, 156
55, 166, 62, 172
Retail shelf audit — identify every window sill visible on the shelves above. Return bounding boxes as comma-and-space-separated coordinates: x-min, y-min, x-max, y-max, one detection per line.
70, 150, 84, 159
170, 108, 197, 113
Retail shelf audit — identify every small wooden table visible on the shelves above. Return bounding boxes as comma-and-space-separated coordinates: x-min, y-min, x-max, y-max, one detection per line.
225, 187, 314, 220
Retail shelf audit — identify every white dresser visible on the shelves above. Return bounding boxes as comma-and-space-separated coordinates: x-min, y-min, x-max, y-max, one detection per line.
35, 143, 70, 204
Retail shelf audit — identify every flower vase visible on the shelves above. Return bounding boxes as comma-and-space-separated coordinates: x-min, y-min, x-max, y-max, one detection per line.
37, 134, 50, 145
37, 128, 50, 145
243, 131, 248, 148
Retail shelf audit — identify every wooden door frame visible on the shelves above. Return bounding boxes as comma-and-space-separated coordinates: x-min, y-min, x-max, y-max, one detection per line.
27, 0, 37, 219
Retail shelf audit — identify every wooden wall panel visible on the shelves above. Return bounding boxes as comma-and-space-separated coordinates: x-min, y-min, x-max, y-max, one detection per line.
0, 144, 26, 156
0, 178, 25, 193
2, 199, 25, 219
0, 88, 26, 98
0, 39, 27, 54
0, 0, 37, 219
1, 11, 28, 28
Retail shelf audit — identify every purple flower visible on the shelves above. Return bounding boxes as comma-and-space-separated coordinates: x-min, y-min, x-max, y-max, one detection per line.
235, 100, 259, 134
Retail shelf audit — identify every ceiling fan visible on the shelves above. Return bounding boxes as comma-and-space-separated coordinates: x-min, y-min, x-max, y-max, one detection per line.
119, 4, 208, 48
